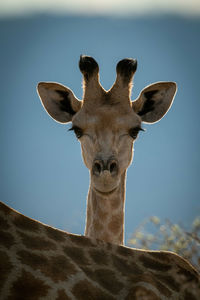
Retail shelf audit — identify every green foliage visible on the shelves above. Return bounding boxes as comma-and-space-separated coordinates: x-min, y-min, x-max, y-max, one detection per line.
129, 216, 200, 272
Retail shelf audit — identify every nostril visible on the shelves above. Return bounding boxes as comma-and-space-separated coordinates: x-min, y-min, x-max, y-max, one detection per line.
95, 163, 102, 173
110, 162, 116, 173
93, 159, 118, 176
93, 161, 102, 176
109, 161, 118, 175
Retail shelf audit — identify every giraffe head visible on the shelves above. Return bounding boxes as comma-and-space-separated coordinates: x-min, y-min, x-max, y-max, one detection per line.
37, 56, 176, 196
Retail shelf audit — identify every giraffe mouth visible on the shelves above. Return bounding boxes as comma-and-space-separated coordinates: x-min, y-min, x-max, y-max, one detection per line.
93, 186, 118, 196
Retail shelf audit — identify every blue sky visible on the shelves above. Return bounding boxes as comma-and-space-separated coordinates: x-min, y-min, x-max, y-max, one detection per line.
0, 3, 200, 246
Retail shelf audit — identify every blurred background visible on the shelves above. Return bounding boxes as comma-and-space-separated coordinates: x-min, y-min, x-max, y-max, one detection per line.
0, 0, 200, 245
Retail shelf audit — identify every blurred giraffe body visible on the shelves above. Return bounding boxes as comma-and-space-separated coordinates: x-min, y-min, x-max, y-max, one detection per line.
0, 201, 200, 299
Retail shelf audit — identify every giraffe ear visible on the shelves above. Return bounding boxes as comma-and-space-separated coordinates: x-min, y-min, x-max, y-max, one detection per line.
132, 82, 177, 124
37, 82, 82, 123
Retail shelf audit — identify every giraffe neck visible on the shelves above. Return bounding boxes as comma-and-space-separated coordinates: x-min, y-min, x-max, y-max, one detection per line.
85, 171, 126, 245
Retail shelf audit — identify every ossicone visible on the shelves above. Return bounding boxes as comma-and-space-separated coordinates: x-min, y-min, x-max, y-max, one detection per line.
79, 55, 104, 102
79, 55, 99, 80
116, 58, 137, 83
109, 57, 138, 102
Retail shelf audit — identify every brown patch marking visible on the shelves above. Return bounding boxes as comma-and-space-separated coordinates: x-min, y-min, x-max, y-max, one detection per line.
178, 266, 199, 283
19, 231, 56, 250
18, 249, 48, 269
13, 214, 40, 233
41, 254, 77, 283
89, 248, 109, 265
17, 250, 77, 282
0, 251, 13, 293
156, 282, 173, 297
94, 238, 111, 250
8, 269, 50, 299
63, 246, 89, 266
72, 279, 115, 300
108, 214, 123, 234
158, 274, 180, 292
93, 220, 103, 232
56, 289, 71, 300
110, 197, 121, 210
0, 215, 10, 230
183, 290, 196, 300
83, 267, 123, 294
125, 286, 160, 300
69, 234, 94, 247
42, 254, 77, 283
0, 230, 15, 249
139, 254, 172, 271
138, 273, 172, 297
105, 241, 113, 251
112, 254, 142, 276
132, 274, 172, 298
97, 206, 108, 220
148, 251, 171, 263
97, 232, 115, 244
45, 226, 67, 242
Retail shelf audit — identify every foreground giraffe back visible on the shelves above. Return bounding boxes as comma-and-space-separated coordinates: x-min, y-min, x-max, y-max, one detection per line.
0, 202, 200, 299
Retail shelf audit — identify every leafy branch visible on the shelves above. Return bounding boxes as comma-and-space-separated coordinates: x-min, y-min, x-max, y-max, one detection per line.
128, 216, 200, 272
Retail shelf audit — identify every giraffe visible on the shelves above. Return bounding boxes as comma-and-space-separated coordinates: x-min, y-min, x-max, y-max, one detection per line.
0, 201, 200, 299
37, 55, 177, 245
0, 56, 199, 299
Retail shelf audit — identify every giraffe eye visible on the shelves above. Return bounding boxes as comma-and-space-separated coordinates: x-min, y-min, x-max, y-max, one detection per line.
69, 126, 83, 139
129, 127, 144, 139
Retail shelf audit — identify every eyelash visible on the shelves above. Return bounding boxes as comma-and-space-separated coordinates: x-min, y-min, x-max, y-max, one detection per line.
69, 126, 144, 140
129, 127, 145, 139
69, 126, 83, 139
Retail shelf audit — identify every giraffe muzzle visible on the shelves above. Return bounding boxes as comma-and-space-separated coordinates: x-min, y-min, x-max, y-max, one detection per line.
92, 158, 118, 177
